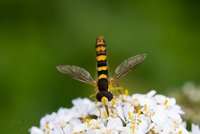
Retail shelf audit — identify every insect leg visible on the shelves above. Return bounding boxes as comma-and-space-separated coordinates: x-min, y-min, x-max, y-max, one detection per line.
104, 104, 109, 117
89, 93, 97, 101
110, 83, 125, 100
95, 101, 102, 118
111, 107, 126, 126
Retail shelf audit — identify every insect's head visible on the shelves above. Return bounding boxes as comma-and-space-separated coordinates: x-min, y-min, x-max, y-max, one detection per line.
96, 36, 105, 45
96, 91, 113, 104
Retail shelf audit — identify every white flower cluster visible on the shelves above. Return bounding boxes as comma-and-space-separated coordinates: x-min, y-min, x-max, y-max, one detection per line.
30, 90, 200, 134
169, 82, 200, 125
182, 82, 200, 103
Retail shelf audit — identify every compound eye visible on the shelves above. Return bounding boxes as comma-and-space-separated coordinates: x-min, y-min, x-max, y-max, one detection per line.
104, 91, 113, 101
96, 92, 104, 102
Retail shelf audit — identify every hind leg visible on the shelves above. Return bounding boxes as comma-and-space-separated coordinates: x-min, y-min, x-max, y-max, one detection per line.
89, 93, 97, 101
95, 101, 102, 118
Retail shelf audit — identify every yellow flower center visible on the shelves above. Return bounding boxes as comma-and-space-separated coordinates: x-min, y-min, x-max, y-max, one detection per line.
86, 119, 90, 126
144, 104, 147, 111
164, 99, 168, 105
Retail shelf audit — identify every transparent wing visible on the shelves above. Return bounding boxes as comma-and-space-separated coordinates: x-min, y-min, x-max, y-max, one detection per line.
112, 53, 147, 83
56, 65, 95, 86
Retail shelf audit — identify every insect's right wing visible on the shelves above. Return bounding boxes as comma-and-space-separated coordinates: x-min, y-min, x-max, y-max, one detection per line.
56, 65, 96, 86
111, 53, 147, 84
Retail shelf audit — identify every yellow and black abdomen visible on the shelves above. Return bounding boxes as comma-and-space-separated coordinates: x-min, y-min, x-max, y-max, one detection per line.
96, 36, 109, 92
95, 36, 113, 102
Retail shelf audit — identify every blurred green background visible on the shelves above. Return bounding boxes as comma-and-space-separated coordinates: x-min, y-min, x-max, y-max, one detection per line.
0, 0, 200, 133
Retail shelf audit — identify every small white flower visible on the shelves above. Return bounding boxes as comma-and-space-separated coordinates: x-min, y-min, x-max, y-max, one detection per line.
88, 118, 104, 129
147, 90, 156, 97
73, 123, 88, 133
175, 127, 189, 134
123, 103, 134, 121
151, 105, 168, 128
30, 91, 200, 134
56, 108, 75, 122
107, 117, 123, 130
136, 115, 151, 133
29, 126, 43, 134
191, 124, 200, 134
72, 98, 99, 117
40, 112, 57, 127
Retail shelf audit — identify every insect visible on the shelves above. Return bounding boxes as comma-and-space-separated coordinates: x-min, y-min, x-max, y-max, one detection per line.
57, 36, 146, 115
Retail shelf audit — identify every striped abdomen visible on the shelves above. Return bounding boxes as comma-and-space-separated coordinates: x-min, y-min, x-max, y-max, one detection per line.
96, 36, 108, 92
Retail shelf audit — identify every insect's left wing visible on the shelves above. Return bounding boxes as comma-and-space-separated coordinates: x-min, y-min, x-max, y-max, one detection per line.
56, 65, 96, 86
111, 53, 147, 83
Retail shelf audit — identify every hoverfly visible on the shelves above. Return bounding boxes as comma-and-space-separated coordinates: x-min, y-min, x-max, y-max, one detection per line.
57, 36, 146, 115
